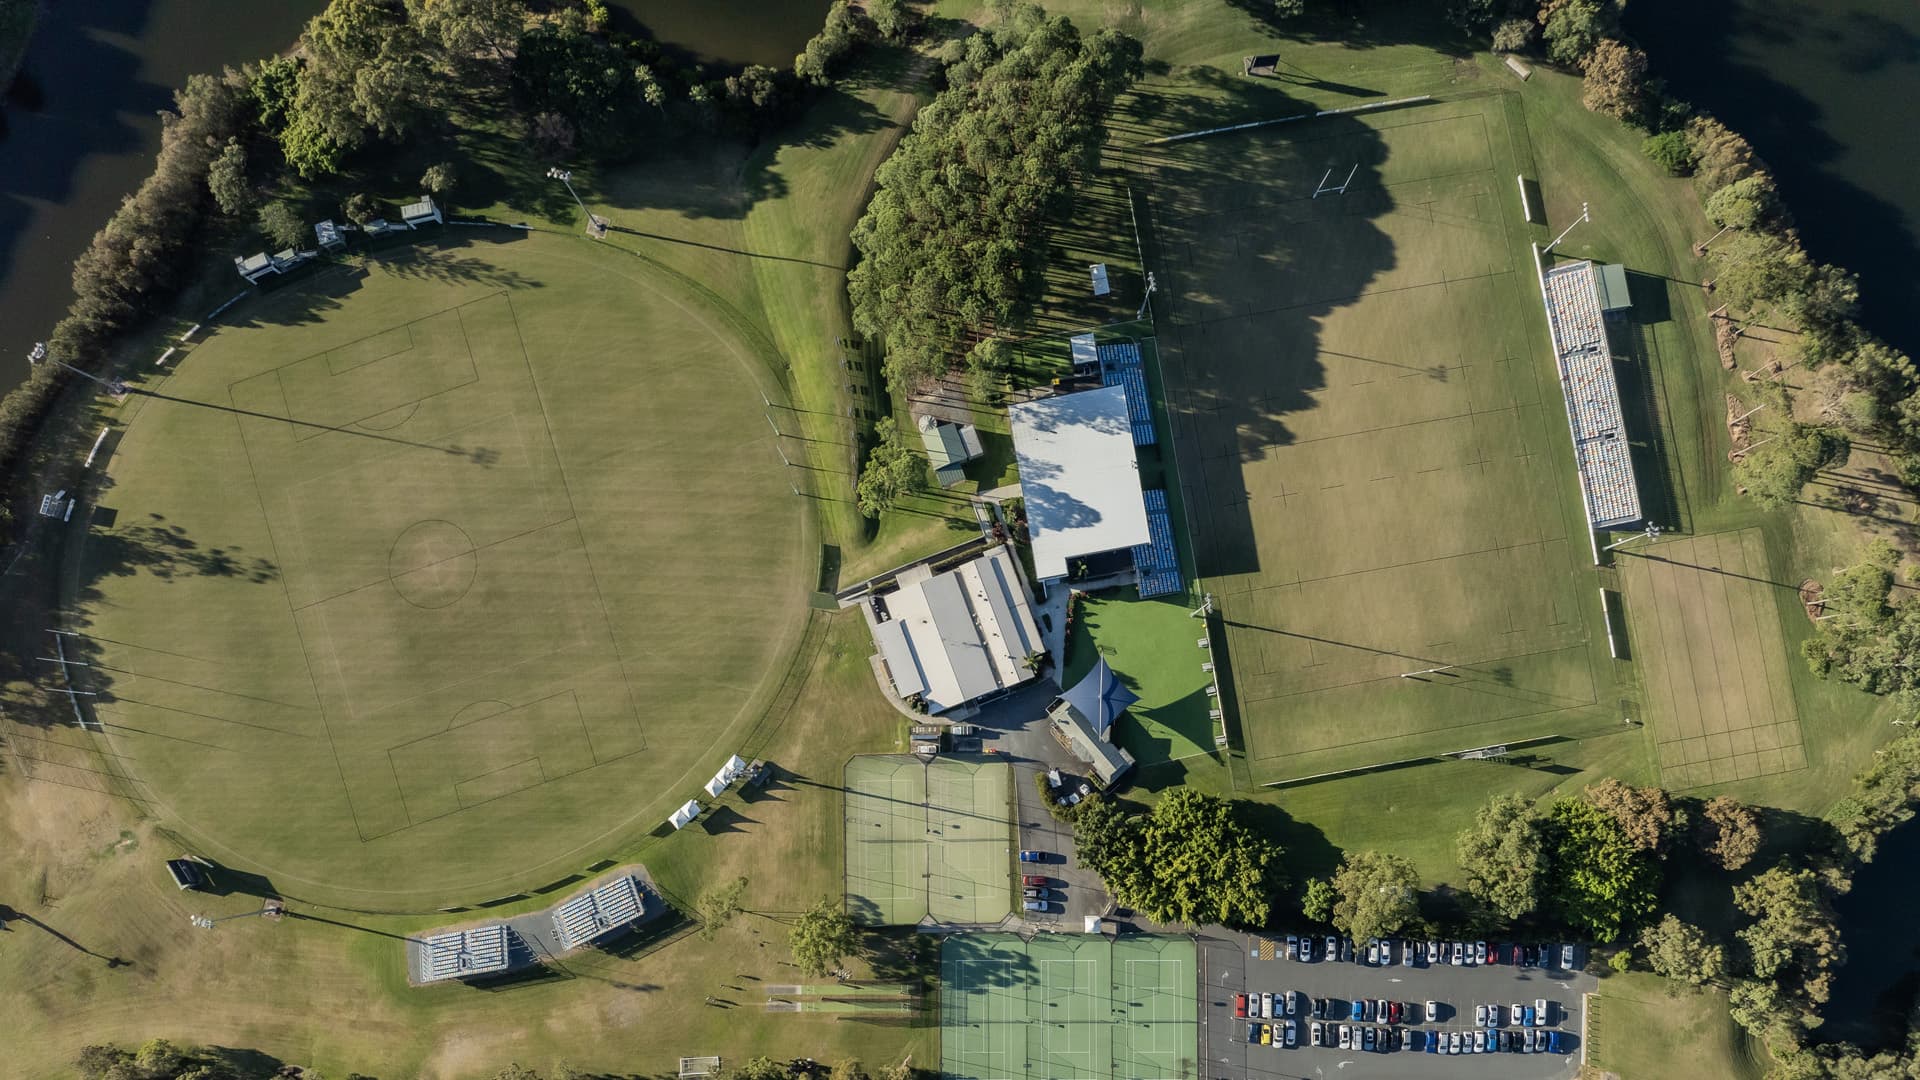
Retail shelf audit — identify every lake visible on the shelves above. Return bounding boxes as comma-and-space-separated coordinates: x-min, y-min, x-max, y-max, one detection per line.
0, 0, 829, 394
1819, 822, 1920, 1049
1629, 0, 1920, 360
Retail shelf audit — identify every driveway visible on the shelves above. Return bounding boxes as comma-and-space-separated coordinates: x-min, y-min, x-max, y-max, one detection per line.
1201, 933, 1595, 1080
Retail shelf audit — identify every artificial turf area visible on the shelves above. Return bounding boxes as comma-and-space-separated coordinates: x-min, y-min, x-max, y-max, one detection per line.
65, 233, 811, 909
843, 755, 1013, 926
1138, 92, 1619, 782
940, 933, 1197, 1080
1062, 593, 1216, 768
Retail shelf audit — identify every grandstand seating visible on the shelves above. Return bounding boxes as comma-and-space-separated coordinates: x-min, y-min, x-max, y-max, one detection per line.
552, 874, 645, 950
417, 924, 513, 983
1542, 262, 1641, 527
1131, 489, 1183, 598
1097, 341, 1158, 445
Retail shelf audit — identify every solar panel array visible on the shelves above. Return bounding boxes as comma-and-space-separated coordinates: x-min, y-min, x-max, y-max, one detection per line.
552, 875, 645, 950
1097, 342, 1158, 445
1542, 262, 1641, 527
417, 924, 513, 983
1131, 489, 1183, 599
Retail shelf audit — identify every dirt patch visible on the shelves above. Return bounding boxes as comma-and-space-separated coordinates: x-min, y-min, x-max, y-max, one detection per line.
1800, 579, 1825, 621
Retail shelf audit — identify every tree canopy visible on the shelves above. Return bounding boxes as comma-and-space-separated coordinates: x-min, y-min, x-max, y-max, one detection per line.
1637, 914, 1725, 986
1454, 793, 1547, 922
790, 897, 861, 977
1074, 789, 1286, 928
1699, 795, 1764, 871
848, 2, 1142, 390
1543, 796, 1660, 942
1328, 850, 1420, 942
854, 416, 929, 517
1735, 866, 1845, 1008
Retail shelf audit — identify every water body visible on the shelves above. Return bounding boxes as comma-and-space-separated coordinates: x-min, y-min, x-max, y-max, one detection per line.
607, 0, 830, 68
1629, 0, 1920, 359
1819, 822, 1920, 1049
0, 1, 326, 390
0, 0, 828, 396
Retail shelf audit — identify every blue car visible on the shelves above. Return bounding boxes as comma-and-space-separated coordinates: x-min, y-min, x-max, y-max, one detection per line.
1349, 1000, 1365, 1021
1019, 850, 1043, 863
1547, 1031, 1564, 1054
1247, 1023, 1259, 1044
1522, 1005, 1537, 1027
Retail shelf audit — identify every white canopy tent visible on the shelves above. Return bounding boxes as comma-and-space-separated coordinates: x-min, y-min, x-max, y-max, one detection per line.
669, 799, 702, 830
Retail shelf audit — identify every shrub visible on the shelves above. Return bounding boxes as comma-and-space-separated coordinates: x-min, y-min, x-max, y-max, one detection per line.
1491, 18, 1534, 53
420, 161, 458, 196
1581, 39, 1650, 123
258, 200, 307, 248
1642, 130, 1694, 175
794, 1, 873, 85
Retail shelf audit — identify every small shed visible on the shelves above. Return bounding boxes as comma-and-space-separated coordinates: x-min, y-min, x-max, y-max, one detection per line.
401, 195, 443, 228
917, 414, 984, 487
1593, 263, 1633, 315
315, 220, 346, 252
234, 252, 277, 283
1090, 263, 1111, 297
668, 799, 702, 830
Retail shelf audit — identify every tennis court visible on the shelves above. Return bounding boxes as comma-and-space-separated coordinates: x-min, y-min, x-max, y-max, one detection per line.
843, 755, 1013, 925
941, 934, 1197, 1080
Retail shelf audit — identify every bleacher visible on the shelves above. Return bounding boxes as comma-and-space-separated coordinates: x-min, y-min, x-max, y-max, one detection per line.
552, 874, 645, 950
1131, 489, 1183, 599
1097, 341, 1158, 445
417, 924, 513, 983
1541, 262, 1642, 528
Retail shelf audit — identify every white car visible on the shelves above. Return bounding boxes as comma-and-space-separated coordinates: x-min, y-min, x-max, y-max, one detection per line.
1339, 1024, 1352, 1050
1425, 999, 1440, 1024
1449, 1032, 1463, 1054
1475, 1004, 1488, 1027
1535, 998, 1551, 1025
1488, 1003, 1503, 1027
1473, 1030, 1487, 1053
1476, 940, 1489, 965
1451, 941, 1464, 965
1366, 938, 1380, 964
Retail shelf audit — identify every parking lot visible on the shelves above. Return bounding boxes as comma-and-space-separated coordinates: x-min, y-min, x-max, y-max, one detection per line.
1010, 758, 1110, 925
1198, 934, 1595, 1080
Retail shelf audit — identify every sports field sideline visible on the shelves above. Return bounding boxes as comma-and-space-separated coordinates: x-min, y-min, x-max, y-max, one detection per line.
843, 755, 1013, 925
1140, 93, 1620, 782
941, 933, 1197, 1080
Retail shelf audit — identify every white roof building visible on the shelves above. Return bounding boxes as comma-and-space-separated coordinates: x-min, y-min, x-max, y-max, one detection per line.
871, 547, 1044, 714
1007, 385, 1151, 582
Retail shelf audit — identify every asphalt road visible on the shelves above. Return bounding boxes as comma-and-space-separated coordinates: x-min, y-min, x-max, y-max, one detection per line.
1199, 934, 1595, 1080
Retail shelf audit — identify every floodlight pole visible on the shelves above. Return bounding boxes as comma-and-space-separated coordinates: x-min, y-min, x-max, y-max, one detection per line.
1398, 665, 1455, 679
1137, 272, 1157, 320
1544, 202, 1590, 254
547, 167, 608, 238
1731, 402, 1767, 425
1603, 524, 1661, 552
33, 345, 126, 396
1189, 593, 1213, 619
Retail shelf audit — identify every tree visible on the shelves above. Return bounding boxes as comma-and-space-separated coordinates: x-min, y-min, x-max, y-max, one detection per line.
1699, 796, 1763, 871
1735, 866, 1845, 1004
206, 138, 254, 217
791, 896, 860, 976
795, 1, 872, 85
77, 1047, 133, 1080
258, 201, 307, 250
1642, 130, 1694, 175
1580, 39, 1648, 122
870, 0, 921, 42
1301, 878, 1335, 923
697, 875, 749, 940
1736, 423, 1848, 509
1491, 19, 1535, 53
340, 192, 383, 227
278, 0, 440, 177
875, 1059, 914, 1080
1688, 116, 1763, 197
243, 54, 302, 136
491, 1067, 542, 1080
133, 1039, 186, 1078
1705, 174, 1781, 230
721, 1059, 790, 1080
1538, 0, 1618, 66
420, 161, 458, 197
405, 0, 525, 62
1454, 793, 1547, 922
966, 337, 1013, 402
1544, 797, 1660, 942
1583, 778, 1673, 855
855, 416, 929, 517
1075, 790, 1286, 928
1711, 230, 1811, 314
1637, 914, 1725, 986
830, 1060, 870, 1080
1329, 851, 1420, 943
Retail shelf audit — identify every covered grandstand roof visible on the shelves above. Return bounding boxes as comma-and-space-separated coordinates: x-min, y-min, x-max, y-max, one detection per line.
872, 547, 1043, 713
1007, 386, 1152, 581
417, 924, 514, 983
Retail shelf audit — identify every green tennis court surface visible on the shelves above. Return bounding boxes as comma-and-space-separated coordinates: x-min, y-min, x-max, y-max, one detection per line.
941, 934, 1197, 1080
843, 755, 1012, 925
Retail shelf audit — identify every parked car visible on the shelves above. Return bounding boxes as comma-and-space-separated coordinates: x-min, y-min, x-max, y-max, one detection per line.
1022, 900, 1048, 912
1380, 938, 1395, 966
1426, 939, 1440, 964
1425, 1000, 1440, 1023
1309, 1020, 1323, 1047
1018, 850, 1043, 862
1535, 998, 1550, 1024
1283, 1021, 1297, 1048
1562, 943, 1577, 969
1524, 1029, 1538, 1052
1362, 999, 1376, 1022
1548, 1031, 1564, 1054
1366, 938, 1380, 965
1475, 1031, 1488, 1053
1339, 1024, 1352, 1050
1362, 1027, 1375, 1052
1510, 1001, 1524, 1027
1522, 1005, 1537, 1027
1449, 1032, 1463, 1054
1023, 888, 1049, 900
1260, 1023, 1271, 1046
1506, 1030, 1523, 1052
1298, 936, 1315, 961
1349, 999, 1365, 1021
1283, 990, 1297, 1017
1233, 994, 1247, 1018
1374, 999, 1388, 1023
1022, 874, 1047, 886
1450, 941, 1464, 965
1246, 1023, 1259, 1045
1387, 1000, 1403, 1024
1489, 1003, 1504, 1027
1475, 1004, 1488, 1026
1389, 1027, 1403, 1052
1423, 1031, 1437, 1054
1260, 992, 1273, 1018
1324, 934, 1339, 962
1476, 940, 1489, 965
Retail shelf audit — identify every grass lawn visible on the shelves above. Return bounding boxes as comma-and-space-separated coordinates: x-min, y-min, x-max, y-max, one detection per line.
1586, 973, 1768, 1080
1063, 592, 1217, 769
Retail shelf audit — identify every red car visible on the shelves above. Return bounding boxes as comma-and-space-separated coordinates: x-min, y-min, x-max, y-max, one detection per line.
1022, 875, 1047, 886
1387, 1001, 1403, 1024
1234, 994, 1249, 1018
